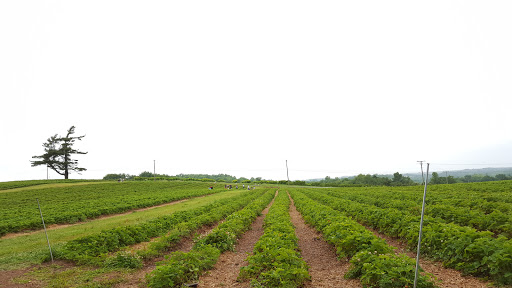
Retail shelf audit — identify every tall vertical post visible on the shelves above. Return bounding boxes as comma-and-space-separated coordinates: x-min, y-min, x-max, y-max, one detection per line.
154, 160, 156, 181
286, 160, 290, 183
37, 198, 53, 262
417, 160, 425, 185
414, 163, 430, 288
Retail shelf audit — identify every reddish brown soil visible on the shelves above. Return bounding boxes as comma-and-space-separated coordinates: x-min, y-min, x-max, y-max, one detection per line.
115, 222, 222, 288
1, 265, 38, 288
288, 195, 362, 288
2, 191, 498, 288
367, 227, 493, 288
0, 260, 75, 288
198, 192, 277, 288
0, 221, 221, 288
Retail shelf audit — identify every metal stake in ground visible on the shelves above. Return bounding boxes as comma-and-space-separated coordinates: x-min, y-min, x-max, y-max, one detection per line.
286, 160, 290, 184
37, 198, 54, 262
417, 160, 425, 185
413, 163, 430, 288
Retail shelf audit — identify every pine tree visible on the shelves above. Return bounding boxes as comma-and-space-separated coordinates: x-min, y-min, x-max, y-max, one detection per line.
31, 126, 87, 179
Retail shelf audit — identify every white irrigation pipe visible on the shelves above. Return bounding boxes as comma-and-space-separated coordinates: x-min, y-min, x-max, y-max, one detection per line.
37, 198, 53, 262
413, 163, 430, 288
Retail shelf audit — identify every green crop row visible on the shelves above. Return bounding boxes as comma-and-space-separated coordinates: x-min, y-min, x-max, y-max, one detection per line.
146, 189, 276, 287
57, 189, 264, 265
339, 182, 512, 213
239, 190, 310, 288
138, 188, 273, 260
0, 181, 216, 236
300, 188, 512, 285
0, 179, 100, 191
289, 188, 436, 288
330, 187, 512, 237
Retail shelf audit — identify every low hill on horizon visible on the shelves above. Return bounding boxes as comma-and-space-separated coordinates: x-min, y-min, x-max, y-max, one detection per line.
307, 167, 512, 183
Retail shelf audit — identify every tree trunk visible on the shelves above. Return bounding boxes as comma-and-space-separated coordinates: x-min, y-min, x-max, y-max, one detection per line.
64, 151, 69, 179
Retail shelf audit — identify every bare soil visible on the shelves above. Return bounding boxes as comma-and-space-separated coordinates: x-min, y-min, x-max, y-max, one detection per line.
367, 227, 493, 288
0, 265, 39, 288
0, 260, 75, 288
198, 191, 277, 288
0, 220, 221, 288
115, 222, 222, 288
288, 194, 362, 288
1, 191, 498, 288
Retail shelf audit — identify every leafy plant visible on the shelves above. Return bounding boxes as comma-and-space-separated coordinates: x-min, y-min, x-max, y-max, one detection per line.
239, 191, 310, 287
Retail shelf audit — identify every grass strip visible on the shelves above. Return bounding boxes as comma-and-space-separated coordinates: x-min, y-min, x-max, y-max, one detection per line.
0, 181, 217, 236
57, 189, 263, 265
0, 189, 242, 270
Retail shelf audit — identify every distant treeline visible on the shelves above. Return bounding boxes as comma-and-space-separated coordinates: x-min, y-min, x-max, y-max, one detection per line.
430, 172, 512, 184
309, 172, 512, 187
103, 172, 272, 184
309, 172, 415, 187
103, 170, 512, 187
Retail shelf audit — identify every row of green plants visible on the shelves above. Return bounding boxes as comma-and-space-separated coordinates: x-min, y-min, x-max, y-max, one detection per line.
0, 179, 102, 191
57, 189, 265, 265
238, 190, 310, 288
325, 183, 512, 214
146, 189, 276, 287
300, 188, 512, 285
331, 188, 512, 237
136, 188, 273, 261
0, 181, 215, 236
288, 188, 436, 288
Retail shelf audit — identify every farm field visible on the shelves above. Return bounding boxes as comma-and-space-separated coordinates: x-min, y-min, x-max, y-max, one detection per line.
0, 181, 219, 236
1, 180, 511, 287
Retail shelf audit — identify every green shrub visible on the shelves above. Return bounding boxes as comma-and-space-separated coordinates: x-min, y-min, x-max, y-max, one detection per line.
104, 252, 143, 269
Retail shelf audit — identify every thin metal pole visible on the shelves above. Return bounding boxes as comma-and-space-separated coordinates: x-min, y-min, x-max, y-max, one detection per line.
286, 160, 290, 183
37, 198, 53, 262
417, 160, 425, 185
154, 160, 156, 181
414, 163, 430, 288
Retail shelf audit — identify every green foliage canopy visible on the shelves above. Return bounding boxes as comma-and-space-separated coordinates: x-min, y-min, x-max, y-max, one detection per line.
31, 126, 87, 179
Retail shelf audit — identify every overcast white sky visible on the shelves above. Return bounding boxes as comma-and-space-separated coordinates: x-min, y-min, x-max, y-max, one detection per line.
1, 1, 511, 182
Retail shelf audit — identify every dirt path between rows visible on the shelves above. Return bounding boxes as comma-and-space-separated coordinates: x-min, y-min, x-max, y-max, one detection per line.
288, 194, 362, 288
115, 221, 223, 288
0, 220, 222, 288
197, 191, 277, 287
367, 227, 492, 288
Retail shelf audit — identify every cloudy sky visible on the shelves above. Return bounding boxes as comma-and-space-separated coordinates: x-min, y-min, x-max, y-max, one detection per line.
1, 1, 511, 182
